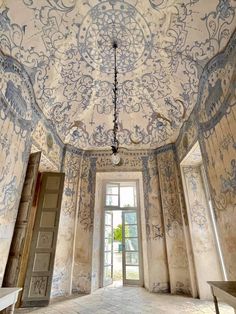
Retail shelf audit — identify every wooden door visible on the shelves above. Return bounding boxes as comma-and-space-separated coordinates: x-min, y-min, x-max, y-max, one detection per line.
21, 172, 64, 307
3, 152, 41, 290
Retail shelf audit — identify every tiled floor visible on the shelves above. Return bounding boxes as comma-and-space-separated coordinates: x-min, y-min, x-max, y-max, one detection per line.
16, 282, 234, 314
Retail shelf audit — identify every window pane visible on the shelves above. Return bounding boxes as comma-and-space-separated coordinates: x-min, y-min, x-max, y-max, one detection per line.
105, 213, 112, 225
105, 238, 112, 251
106, 184, 118, 195
106, 195, 118, 206
126, 252, 139, 265
104, 266, 112, 284
105, 226, 112, 238
125, 225, 138, 237
124, 212, 137, 225
125, 238, 138, 251
120, 186, 137, 207
126, 266, 139, 280
104, 252, 112, 265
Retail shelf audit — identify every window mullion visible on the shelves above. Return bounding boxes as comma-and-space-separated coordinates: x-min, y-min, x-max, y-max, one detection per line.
118, 182, 120, 208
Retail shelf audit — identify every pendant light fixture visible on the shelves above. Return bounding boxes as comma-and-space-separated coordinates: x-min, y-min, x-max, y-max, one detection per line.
111, 40, 121, 165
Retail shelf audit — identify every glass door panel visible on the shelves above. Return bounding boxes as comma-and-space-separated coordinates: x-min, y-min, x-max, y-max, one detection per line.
105, 183, 119, 207
122, 210, 142, 285
103, 211, 113, 286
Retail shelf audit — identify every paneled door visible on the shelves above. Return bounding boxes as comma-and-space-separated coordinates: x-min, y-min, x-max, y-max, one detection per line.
21, 172, 65, 307
102, 210, 113, 287
122, 210, 143, 286
3, 152, 41, 293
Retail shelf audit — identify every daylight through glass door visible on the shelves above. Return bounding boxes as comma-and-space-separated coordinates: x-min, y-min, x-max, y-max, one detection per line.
102, 182, 143, 287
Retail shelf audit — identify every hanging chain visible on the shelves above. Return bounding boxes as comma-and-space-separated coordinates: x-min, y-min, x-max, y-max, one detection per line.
111, 40, 119, 155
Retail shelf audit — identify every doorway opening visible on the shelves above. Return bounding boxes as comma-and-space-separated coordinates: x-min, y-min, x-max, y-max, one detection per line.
180, 142, 225, 299
102, 181, 143, 287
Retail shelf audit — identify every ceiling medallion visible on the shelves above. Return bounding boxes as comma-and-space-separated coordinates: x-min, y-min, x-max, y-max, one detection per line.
111, 40, 121, 166
78, 1, 152, 73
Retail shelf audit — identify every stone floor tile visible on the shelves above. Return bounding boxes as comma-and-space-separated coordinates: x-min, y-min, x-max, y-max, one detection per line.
15, 283, 235, 314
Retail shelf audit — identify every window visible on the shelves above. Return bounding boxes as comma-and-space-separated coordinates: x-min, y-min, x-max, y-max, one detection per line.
104, 182, 137, 208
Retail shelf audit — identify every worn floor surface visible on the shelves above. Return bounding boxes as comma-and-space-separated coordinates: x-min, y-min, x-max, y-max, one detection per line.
16, 282, 234, 314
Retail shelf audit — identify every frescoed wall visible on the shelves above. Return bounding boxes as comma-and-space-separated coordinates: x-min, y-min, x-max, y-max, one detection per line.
31, 120, 63, 171
181, 165, 222, 299
176, 32, 236, 280
73, 154, 101, 293
0, 50, 64, 289
51, 147, 83, 297
0, 0, 235, 303
0, 50, 80, 298
72, 147, 192, 294
0, 52, 35, 285
157, 149, 191, 295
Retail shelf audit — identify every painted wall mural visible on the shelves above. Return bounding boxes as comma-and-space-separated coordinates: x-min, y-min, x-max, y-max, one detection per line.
0, 51, 34, 285
176, 31, 236, 279
0, 0, 235, 149
182, 166, 222, 299
31, 121, 63, 171
72, 154, 97, 293
0, 49, 64, 294
70, 28, 236, 298
51, 148, 82, 297
72, 147, 193, 294
0, 48, 64, 289
157, 149, 191, 295
0, 0, 235, 302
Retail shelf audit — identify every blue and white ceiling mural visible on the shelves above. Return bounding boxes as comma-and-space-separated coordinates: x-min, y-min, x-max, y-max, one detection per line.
0, 0, 235, 149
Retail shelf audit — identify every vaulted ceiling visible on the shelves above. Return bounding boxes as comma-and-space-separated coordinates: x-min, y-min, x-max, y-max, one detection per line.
0, 0, 235, 149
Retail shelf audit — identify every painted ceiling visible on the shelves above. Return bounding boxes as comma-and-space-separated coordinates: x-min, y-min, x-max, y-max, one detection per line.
0, 0, 235, 150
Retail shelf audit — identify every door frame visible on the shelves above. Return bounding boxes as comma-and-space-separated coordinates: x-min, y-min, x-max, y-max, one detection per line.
100, 180, 144, 287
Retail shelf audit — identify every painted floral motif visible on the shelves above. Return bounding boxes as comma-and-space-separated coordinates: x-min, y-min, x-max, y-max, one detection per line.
78, 1, 152, 73
221, 159, 236, 194
0, 0, 235, 149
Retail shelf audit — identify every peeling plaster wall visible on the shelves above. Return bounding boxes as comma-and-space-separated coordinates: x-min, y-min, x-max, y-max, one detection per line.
0, 101, 31, 286
0, 51, 65, 289
72, 155, 96, 293
0, 53, 35, 286
182, 166, 222, 299
31, 120, 63, 171
51, 147, 83, 297
157, 149, 191, 295
142, 152, 170, 293
176, 32, 236, 280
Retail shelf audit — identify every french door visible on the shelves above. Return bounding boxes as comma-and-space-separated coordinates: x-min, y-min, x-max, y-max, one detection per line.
122, 210, 142, 285
103, 210, 113, 286
102, 181, 143, 287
